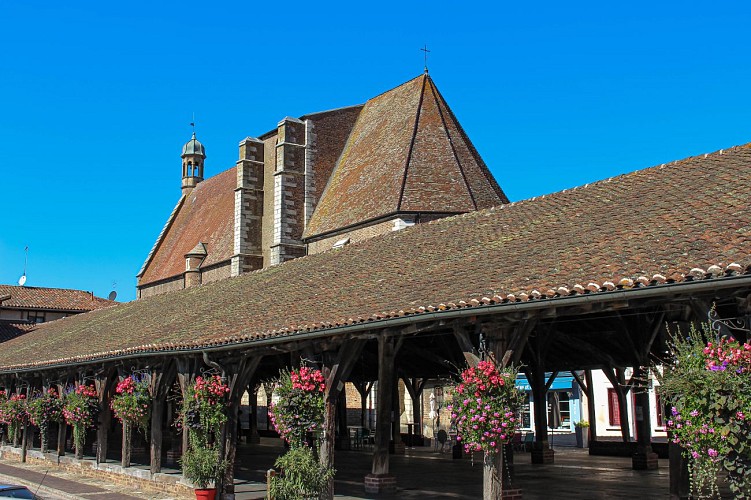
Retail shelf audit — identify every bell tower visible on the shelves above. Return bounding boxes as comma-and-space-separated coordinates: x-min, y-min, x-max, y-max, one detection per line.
181, 132, 206, 195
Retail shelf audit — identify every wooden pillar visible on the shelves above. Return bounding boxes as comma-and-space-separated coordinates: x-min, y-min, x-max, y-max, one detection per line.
248, 384, 260, 444
336, 391, 349, 450
121, 422, 132, 467
631, 366, 658, 470
529, 366, 554, 464
320, 339, 365, 500
149, 363, 174, 474
176, 358, 196, 459
263, 382, 274, 431
219, 356, 261, 498
584, 370, 597, 443
94, 371, 113, 464
20, 422, 28, 463
55, 383, 67, 456
365, 335, 398, 494
390, 374, 404, 454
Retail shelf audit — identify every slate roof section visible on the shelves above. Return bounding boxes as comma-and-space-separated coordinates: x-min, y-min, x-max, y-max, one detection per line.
303, 74, 508, 241
138, 168, 236, 286
1, 143, 751, 370
0, 286, 113, 311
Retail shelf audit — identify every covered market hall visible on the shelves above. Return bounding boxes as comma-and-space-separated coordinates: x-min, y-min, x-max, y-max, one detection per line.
0, 141, 749, 499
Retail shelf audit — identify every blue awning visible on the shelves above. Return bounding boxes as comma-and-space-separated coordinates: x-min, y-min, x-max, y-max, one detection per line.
515, 374, 574, 392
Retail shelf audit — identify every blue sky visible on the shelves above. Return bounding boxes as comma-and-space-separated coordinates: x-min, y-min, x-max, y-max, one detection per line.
2, 1, 750, 302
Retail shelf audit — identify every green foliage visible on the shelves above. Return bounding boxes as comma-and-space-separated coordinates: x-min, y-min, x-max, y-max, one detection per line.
574, 420, 590, 428
268, 446, 335, 500
111, 375, 151, 436
28, 388, 63, 451
179, 435, 227, 489
179, 375, 229, 447
270, 366, 325, 447
658, 322, 751, 498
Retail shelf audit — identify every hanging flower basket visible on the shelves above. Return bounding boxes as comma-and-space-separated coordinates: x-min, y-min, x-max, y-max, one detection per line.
448, 360, 524, 456
111, 375, 151, 436
28, 388, 63, 453
62, 385, 98, 458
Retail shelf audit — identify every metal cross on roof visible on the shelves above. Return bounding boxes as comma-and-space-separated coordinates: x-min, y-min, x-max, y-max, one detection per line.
421, 44, 431, 73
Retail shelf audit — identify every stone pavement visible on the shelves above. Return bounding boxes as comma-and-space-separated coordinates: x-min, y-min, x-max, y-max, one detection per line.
0, 439, 670, 499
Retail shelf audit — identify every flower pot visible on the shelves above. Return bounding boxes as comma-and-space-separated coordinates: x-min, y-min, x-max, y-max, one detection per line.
194, 488, 216, 500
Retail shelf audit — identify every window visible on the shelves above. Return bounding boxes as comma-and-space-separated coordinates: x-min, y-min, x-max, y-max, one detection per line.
27, 311, 45, 323
518, 393, 531, 428
608, 388, 621, 426
547, 391, 571, 428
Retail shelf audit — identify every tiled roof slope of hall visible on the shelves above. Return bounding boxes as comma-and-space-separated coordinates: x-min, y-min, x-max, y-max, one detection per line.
1, 144, 750, 370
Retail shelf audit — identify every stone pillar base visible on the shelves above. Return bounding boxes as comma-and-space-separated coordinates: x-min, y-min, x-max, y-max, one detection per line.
364, 474, 396, 494
632, 451, 659, 470
502, 488, 523, 500
531, 447, 555, 464
247, 432, 261, 444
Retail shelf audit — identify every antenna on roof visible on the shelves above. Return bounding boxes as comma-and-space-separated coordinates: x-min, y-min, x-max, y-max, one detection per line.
18, 246, 28, 286
421, 44, 431, 73
107, 281, 117, 301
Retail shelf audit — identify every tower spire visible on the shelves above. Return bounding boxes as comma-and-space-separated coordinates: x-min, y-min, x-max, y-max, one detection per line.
181, 126, 206, 195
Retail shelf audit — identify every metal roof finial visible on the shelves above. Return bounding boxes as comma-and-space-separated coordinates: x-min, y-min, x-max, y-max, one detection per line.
421, 44, 431, 74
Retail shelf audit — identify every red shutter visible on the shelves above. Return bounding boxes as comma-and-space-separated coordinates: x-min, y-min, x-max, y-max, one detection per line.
608, 388, 621, 426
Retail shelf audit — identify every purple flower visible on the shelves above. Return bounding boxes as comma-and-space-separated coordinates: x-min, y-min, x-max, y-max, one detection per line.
708, 448, 718, 458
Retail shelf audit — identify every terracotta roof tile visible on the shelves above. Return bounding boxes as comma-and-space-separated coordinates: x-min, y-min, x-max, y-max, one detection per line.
2, 143, 751, 370
0, 321, 35, 342
0, 285, 113, 311
304, 75, 507, 240
138, 168, 236, 285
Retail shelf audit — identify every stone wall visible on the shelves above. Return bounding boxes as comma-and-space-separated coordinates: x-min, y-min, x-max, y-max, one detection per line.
0, 447, 194, 499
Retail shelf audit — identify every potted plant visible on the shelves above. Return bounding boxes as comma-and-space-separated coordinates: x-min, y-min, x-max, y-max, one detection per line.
268, 365, 335, 498
179, 437, 227, 500
178, 375, 229, 500
574, 420, 590, 448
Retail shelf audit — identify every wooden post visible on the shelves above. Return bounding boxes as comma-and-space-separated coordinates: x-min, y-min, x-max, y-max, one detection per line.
482, 450, 503, 499
248, 384, 260, 444
176, 358, 196, 459
336, 390, 349, 450
320, 340, 365, 499
631, 366, 658, 470
20, 422, 28, 463
121, 421, 132, 467
149, 363, 175, 474
219, 356, 261, 498
584, 370, 598, 443
365, 335, 398, 494
56, 383, 66, 456
94, 371, 113, 464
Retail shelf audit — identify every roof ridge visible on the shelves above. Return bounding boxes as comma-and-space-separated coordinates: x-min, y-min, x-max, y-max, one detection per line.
0, 284, 100, 295
426, 77, 477, 209
396, 75, 428, 211
365, 74, 425, 103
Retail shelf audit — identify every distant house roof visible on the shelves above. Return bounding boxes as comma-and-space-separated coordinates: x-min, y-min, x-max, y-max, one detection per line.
0, 321, 35, 342
0, 285, 113, 312
1, 142, 750, 371
137, 167, 236, 286
303, 74, 508, 240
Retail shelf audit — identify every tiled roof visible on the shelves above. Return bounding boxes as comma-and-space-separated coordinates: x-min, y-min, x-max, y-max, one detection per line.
138, 168, 236, 285
2, 143, 751, 370
0, 285, 113, 311
0, 321, 35, 342
303, 74, 508, 240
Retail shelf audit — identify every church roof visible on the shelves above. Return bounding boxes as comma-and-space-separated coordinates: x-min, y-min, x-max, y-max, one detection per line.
303, 74, 508, 241
138, 168, 235, 285
0, 285, 113, 311
2, 142, 751, 371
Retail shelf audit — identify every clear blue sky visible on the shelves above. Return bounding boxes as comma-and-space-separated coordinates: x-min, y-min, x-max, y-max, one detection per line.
2, 1, 750, 302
